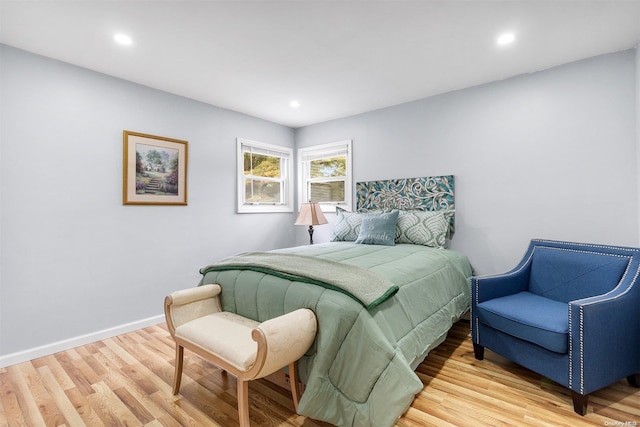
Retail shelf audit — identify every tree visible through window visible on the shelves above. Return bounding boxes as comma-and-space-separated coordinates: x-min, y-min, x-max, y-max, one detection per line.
308, 156, 346, 203
237, 139, 293, 213
299, 140, 352, 212
244, 152, 282, 203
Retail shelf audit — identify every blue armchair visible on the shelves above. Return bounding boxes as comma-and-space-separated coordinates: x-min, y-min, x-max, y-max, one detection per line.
471, 239, 640, 415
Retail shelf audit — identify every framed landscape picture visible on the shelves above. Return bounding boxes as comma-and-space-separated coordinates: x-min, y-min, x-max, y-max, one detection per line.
123, 130, 188, 205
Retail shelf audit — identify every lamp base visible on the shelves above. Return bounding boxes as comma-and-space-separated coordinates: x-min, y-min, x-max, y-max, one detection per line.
307, 225, 314, 245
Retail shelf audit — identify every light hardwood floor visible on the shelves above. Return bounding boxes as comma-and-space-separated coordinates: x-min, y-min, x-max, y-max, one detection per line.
1, 320, 638, 426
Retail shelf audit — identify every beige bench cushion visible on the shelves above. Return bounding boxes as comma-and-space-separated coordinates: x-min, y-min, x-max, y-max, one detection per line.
174, 312, 260, 371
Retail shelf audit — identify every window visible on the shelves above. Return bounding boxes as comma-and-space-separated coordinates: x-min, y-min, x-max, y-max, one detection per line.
237, 138, 293, 213
298, 140, 352, 212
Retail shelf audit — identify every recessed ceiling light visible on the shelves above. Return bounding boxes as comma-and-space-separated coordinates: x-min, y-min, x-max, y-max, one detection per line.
290, 100, 301, 109
114, 33, 132, 46
496, 32, 516, 46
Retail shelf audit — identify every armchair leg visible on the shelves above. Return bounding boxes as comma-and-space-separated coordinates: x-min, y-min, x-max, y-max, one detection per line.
172, 345, 184, 395
627, 373, 640, 387
571, 391, 588, 415
472, 342, 485, 360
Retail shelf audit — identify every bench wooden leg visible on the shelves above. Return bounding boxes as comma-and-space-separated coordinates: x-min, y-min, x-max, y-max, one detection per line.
172, 345, 184, 395
238, 379, 250, 427
289, 362, 301, 412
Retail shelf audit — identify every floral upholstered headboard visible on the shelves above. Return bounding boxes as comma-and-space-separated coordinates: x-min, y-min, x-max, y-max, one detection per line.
356, 175, 455, 235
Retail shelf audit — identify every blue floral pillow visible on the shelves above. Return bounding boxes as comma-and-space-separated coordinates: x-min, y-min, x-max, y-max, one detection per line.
355, 210, 399, 246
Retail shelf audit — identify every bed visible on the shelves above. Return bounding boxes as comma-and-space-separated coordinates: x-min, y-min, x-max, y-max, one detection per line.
199, 176, 472, 427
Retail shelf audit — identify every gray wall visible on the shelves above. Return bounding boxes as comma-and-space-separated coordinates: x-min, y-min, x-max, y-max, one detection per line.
2, 44, 638, 361
0, 45, 296, 357
296, 49, 639, 275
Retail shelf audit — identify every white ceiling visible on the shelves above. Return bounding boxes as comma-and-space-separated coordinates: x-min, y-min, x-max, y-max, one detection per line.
2, 1, 640, 128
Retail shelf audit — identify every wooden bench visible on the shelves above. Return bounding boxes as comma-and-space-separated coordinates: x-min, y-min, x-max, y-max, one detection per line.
164, 284, 317, 426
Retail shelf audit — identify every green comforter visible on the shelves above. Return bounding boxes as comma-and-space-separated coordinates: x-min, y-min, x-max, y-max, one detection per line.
200, 252, 399, 309
199, 242, 472, 427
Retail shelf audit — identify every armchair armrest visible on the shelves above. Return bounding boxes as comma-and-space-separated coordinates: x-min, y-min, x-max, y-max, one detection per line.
247, 308, 317, 380
472, 270, 530, 304
471, 251, 533, 347
164, 284, 223, 334
568, 263, 640, 395
472, 241, 538, 304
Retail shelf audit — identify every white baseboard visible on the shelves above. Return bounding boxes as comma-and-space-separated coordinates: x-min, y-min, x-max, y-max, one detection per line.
0, 314, 165, 368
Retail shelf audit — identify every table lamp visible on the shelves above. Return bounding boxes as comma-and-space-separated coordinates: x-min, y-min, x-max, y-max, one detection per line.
295, 202, 328, 244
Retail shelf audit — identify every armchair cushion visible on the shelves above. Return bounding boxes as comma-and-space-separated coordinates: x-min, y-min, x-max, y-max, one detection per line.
477, 291, 568, 353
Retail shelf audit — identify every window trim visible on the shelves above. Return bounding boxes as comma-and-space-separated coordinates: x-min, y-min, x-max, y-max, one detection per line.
237, 138, 293, 213
298, 140, 352, 213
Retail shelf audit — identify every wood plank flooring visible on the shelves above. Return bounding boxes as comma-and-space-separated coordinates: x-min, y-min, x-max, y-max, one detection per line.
1, 320, 638, 426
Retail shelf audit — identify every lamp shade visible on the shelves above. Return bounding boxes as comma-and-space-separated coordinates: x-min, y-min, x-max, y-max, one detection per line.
295, 202, 328, 226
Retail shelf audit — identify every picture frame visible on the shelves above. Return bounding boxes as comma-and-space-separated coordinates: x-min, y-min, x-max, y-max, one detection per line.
123, 130, 188, 205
